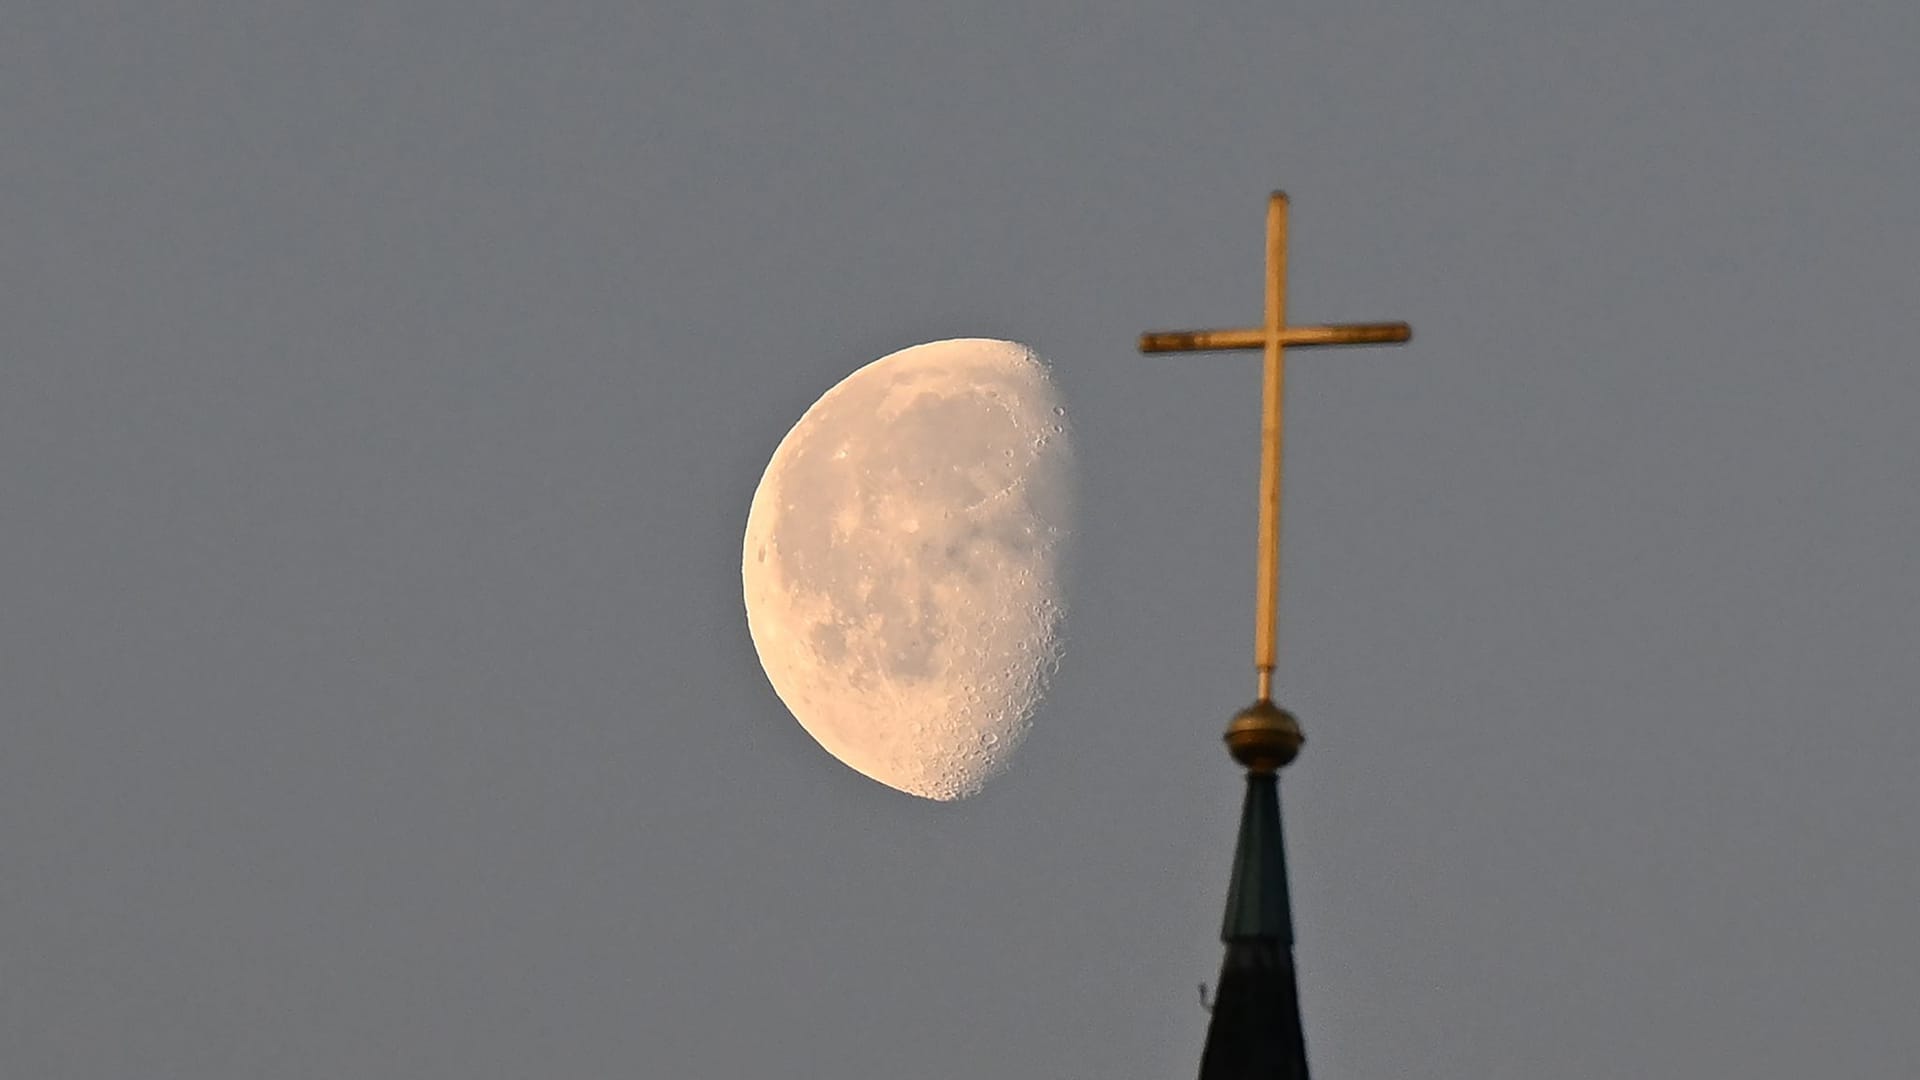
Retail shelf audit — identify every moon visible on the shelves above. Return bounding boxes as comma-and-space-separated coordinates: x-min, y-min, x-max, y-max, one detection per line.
742, 338, 1074, 800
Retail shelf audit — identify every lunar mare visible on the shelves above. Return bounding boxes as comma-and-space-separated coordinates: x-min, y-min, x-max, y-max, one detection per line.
742, 339, 1074, 800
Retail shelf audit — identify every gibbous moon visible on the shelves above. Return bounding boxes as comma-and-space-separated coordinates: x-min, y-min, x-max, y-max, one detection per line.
743, 338, 1074, 800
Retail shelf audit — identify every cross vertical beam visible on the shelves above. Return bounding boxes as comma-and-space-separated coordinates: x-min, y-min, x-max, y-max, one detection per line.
1255, 192, 1289, 702
1139, 191, 1410, 707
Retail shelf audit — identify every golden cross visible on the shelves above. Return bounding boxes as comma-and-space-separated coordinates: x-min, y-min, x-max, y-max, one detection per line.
1140, 191, 1410, 706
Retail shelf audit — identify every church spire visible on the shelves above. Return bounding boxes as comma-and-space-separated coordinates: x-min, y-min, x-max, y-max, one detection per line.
1198, 703, 1309, 1079
1136, 193, 1411, 1078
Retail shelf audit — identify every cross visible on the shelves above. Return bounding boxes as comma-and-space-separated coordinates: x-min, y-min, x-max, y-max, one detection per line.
1140, 191, 1410, 706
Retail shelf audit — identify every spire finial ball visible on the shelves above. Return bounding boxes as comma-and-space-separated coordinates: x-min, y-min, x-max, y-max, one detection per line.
1225, 700, 1303, 772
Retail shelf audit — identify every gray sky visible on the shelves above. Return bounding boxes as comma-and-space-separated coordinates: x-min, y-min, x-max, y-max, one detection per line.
4, 3, 1917, 1077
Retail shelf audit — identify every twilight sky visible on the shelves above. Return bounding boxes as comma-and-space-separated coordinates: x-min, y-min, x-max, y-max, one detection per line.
4, 3, 1917, 1078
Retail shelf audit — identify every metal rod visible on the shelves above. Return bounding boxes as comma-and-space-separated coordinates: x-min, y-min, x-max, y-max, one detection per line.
1139, 322, 1411, 353
1254, 192, 1288, 701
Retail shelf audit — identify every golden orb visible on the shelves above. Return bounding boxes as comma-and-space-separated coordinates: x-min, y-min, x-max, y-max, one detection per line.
1224, 699, 1303, 772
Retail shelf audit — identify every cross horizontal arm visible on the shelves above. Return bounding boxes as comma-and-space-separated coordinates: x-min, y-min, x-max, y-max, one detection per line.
1139, 322, 1411, 354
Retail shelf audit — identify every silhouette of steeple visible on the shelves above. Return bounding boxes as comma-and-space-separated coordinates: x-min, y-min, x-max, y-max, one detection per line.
1196, 701, 1311, 1079
1135, 192, 1410, 1078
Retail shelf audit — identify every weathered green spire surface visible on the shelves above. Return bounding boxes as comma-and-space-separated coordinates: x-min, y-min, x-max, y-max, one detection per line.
1221, 772, 1295, 942
1197, 771, 1310, 1080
